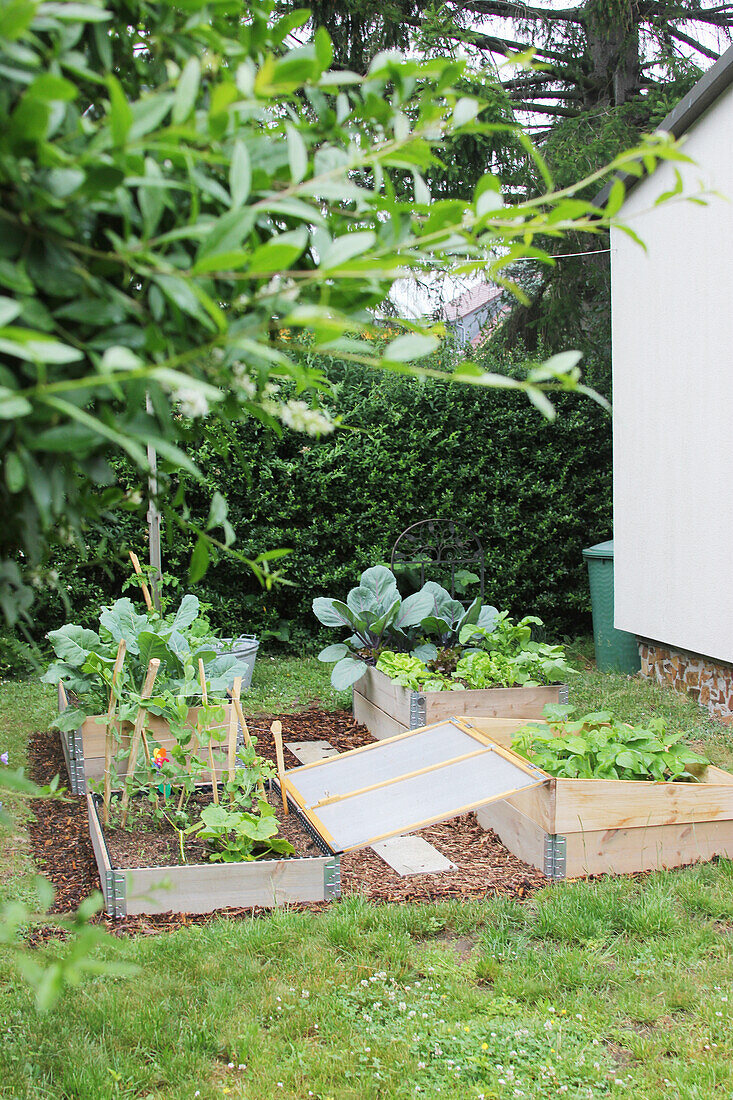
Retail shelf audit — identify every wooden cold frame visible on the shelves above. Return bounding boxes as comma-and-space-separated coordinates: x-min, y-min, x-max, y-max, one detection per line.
353, 665, 568, 741
463, 716, 733, 878
280, 718, 548, 853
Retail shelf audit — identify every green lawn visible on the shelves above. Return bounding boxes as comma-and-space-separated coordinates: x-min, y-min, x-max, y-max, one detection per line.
2, 656, 733, 1099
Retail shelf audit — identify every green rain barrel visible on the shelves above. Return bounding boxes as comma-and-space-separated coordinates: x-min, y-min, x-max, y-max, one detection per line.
582, 540, 641, 674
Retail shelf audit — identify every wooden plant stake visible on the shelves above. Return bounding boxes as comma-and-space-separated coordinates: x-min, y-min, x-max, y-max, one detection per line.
128, 550, 154, 612
228, 677, 242, 785
120, 658, 160, 826
102, 639, 126, 827
231, 692, 266, 797
271, 720, 288, 816
198, 658, 219, 805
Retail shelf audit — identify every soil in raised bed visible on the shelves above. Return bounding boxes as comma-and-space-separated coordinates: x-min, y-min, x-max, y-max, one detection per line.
103, 789, 323, 868
27, 705, 549, 932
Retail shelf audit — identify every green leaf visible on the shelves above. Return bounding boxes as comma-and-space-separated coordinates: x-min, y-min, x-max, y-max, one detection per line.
314, 26, 333, 69
229, 141, 251, 207
107, 75, 132, 146
248, 229, 308, 275
189, 535, 209, 584
454, 96, 481, 127
321, 231, 376, 270
171, 594, 199, 632
172, 57, 200, 124
0, 387, 32, 418
384, 333, 439, 362
27, 73, 78, 102
195, 207, 256, 264
317, 643, 349, 662
206, 491, 227, 530
47, 625, 100, 667
286, 123, 308, 184
4, 452, 25, 492
0, 0, 36, 40
330, 656, 367, 690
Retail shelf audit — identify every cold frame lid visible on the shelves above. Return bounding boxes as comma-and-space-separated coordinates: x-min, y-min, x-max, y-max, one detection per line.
279, 718, 548, 853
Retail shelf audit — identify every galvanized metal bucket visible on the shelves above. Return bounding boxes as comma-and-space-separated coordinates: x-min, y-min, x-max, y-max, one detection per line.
211, 634, 259, 691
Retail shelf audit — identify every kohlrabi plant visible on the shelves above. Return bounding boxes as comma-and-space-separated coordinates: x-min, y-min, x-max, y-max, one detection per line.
511, 705, 709, 781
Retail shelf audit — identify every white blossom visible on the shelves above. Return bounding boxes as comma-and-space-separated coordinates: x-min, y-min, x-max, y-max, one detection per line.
176, 386, 210, 418
278, 399, 334, 437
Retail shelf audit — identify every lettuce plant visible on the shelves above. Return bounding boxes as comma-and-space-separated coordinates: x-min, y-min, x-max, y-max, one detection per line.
511, 706, 709, 781
375, 652, 463, 693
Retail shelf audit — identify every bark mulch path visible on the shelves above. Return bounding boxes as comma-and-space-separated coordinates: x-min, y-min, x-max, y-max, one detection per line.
26, 706, 548, 936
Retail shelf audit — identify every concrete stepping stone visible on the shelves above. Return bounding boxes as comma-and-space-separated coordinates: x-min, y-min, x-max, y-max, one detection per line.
371, 835, 456, 877
285, 740, 339, 765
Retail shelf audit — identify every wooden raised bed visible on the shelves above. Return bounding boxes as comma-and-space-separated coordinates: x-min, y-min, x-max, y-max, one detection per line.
463, 716, 733, 879
87, 786, 340, 916
353, 666, 569, 741
58, 685, 239, 795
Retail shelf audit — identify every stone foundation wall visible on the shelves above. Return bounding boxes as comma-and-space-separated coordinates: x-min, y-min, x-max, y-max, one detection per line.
639, 641, 733, 724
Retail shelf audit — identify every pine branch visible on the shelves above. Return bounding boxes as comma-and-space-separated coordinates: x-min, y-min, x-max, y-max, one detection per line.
511, 100, 582, 116
665, 25, 721, 58
461, 0, 586, 23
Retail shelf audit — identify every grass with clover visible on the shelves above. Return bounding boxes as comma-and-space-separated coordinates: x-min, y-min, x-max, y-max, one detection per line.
2, 652, 733, 1099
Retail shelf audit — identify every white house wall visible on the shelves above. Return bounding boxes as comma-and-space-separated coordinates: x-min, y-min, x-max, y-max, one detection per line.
611, 84, 733, 663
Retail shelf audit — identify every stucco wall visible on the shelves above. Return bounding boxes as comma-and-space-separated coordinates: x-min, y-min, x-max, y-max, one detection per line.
611, 83, 733, 664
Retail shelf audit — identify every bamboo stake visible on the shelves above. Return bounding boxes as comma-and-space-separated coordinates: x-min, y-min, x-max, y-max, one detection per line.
198, 658, 219, 805
271, 720, 288, 816
128, 550, 154, 612
120, 658, 160, 826
228, 677, 242, 784
231, 692, 266, 797
102, 639, 126, 826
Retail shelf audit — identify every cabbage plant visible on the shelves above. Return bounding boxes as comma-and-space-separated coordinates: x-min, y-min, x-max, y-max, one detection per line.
313, 564, 500, 689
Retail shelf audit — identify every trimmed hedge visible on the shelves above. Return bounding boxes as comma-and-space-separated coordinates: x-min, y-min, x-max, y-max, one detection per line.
15, 352, 611, 662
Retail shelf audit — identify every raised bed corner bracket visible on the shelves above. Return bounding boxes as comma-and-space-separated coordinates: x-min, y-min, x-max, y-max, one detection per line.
323, 858, 341, 899
104, 868, 126, 918
409, 693, 427, 729
544, 834, 567, 880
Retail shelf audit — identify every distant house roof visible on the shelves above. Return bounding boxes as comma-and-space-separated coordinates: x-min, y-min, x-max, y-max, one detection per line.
597, 44, 733, 206
443, 282, 503, 322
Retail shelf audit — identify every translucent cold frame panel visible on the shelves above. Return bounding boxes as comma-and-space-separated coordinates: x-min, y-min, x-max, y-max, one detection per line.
284, 721, 545, 853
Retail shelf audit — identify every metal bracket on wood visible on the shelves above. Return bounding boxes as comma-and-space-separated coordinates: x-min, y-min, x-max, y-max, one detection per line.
323, 857, 341, 900
558, 684, 570, 706
544, 834, 567, 880
104, 869, 127, 918
409, 693, 427, 729
62, 727, 86, 796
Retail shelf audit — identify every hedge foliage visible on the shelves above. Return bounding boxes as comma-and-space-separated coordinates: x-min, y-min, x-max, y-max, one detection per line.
15, 345, 611, 663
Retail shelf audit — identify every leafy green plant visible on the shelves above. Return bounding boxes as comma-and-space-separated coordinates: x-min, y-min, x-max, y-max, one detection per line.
314, 566, 435, 688
0, 0, 693, 632
42, 593, 250, 730
511, 705, 709, 781
186, 800, 295, 863
375, 651, 462, 692
453, 650, 523, 689
314, 565, 501, 688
